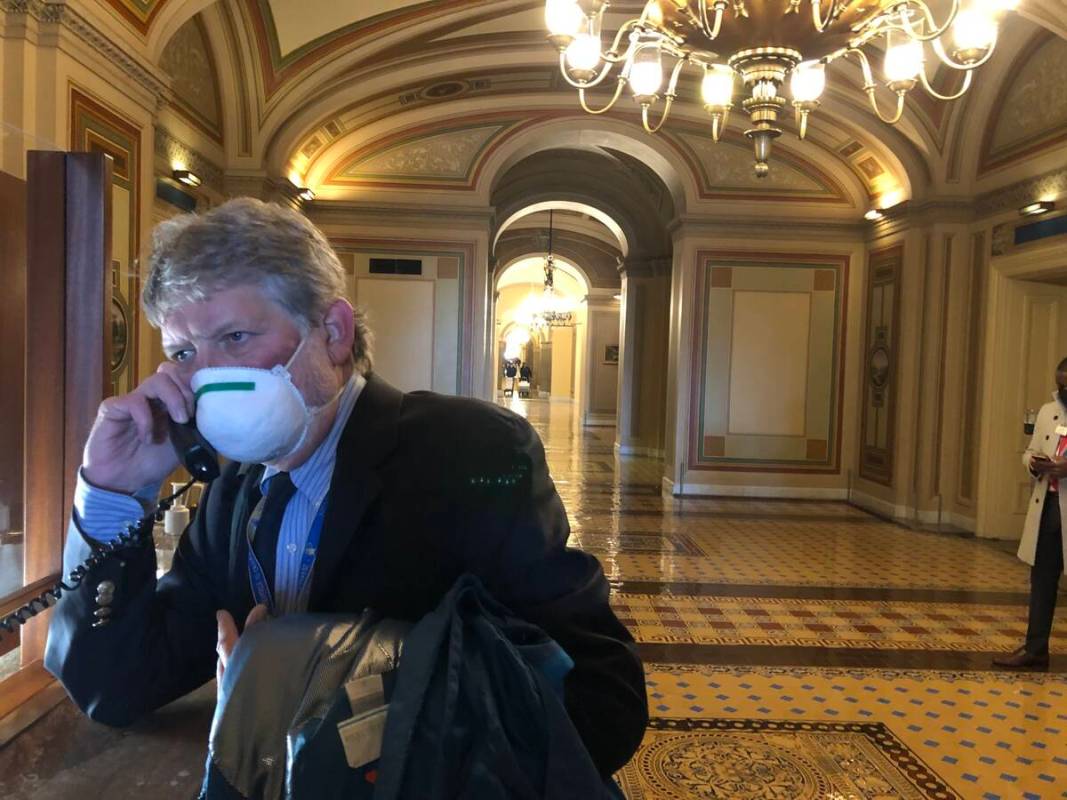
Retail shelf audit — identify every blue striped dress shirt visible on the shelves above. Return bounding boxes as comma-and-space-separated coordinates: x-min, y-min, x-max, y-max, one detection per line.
73, 373, 366, 615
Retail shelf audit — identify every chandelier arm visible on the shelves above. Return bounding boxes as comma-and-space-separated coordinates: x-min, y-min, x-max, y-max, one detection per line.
606, 20, 643, 62
847, 47, 878, 87
895, 0, 961, 42
919, 64, 974, 99
579, 78, 628, 114
698, 1, 726, 39
930, 31, 998, 69
846, 48, 907, 125
642, 95, 675, 133
866, 86, 907, 124
811, 0, 840, 33
665, 56, 689, 97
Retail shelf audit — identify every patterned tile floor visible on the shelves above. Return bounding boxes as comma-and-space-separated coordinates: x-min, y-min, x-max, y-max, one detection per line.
502, 396, 1067, 800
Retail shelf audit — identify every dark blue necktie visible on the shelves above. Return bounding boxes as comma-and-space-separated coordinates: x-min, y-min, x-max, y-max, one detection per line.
252, 472, 297, 599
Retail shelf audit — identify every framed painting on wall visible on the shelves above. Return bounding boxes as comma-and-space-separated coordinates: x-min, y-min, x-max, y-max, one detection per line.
603, 345, 619, 365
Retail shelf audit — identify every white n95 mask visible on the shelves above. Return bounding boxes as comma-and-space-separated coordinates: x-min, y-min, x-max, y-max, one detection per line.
189, 338, 337, 464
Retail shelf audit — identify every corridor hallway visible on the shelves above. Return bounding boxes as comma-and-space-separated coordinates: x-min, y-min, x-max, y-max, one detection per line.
508, 397, 1067, 800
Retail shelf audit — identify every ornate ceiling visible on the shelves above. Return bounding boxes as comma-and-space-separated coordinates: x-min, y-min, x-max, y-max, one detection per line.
117, 0, 1067, 213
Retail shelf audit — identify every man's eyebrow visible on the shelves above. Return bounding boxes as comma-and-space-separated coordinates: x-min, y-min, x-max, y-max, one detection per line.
163, 320, 251, 350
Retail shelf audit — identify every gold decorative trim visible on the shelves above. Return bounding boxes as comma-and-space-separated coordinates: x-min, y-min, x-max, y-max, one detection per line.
1, 0, 167, 101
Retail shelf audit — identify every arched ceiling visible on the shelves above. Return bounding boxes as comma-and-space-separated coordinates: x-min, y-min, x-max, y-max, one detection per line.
118, 0, 1067, 212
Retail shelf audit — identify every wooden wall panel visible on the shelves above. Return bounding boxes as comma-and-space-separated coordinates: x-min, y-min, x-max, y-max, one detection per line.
21, 152, 111, 664
0, 171, 26, 555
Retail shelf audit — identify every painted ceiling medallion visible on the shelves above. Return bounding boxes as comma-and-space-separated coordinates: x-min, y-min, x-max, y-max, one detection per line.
545, 0, 1016, 177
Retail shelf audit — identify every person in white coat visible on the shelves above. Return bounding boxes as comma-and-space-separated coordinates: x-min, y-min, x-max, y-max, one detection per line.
993, 358, 1067, 669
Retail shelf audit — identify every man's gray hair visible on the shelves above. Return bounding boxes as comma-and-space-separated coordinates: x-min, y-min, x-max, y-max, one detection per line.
142, 198, 373, 374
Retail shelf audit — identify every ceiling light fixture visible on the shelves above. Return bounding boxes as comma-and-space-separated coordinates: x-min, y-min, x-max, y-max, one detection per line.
297, 187, 315, 202
532, 210, 576, 329
172, 169, 201, 188
1019, 200, 1055, 217
864, 208, 884, 221
545, 0, 1014, 177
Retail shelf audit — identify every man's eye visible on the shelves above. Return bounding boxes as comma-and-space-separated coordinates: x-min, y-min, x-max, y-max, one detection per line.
227, 332, 248, 343
170, 350, 193, 363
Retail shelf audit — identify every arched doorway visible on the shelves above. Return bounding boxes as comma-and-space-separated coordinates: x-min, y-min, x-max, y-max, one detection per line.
494, 253, 591, 407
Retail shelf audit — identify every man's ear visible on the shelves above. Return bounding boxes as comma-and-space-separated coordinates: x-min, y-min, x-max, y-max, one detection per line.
322, 298, 355, 366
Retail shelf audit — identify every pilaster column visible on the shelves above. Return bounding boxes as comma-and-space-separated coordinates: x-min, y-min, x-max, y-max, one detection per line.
616, 256, 671, 457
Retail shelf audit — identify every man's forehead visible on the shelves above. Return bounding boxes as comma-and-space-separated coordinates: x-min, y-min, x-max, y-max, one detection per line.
161, 306, 270, 343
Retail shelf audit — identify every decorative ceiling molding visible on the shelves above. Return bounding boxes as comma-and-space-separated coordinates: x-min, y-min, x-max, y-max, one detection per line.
0, 0, 168, 101
336, 123, 505, 185
284, 66, 556, 178
242, 0, 515, 99
159, 14, 223, 143
979, 29, 1067, 175
324, 114, 541, 192
975, 164, 1067, 218
100, 0, 168, 35
664, 129, 853, 205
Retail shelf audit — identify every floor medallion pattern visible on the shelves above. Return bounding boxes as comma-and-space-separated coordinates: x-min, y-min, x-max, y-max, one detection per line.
617, 718, 959, 800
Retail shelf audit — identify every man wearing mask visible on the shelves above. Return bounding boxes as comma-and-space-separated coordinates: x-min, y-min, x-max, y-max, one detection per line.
44, 198, 647, 778
993, 357, 1067, 669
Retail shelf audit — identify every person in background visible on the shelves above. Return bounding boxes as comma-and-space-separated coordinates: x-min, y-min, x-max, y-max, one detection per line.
994, 356, 1067, 670
504, 358, 518, 396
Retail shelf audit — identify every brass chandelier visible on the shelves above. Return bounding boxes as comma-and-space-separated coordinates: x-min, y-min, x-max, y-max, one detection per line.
532, 210, 575, 328
545, 0, 1015, 177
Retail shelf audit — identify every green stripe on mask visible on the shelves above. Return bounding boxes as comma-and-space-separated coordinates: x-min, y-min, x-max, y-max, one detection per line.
194, 381, 257, 400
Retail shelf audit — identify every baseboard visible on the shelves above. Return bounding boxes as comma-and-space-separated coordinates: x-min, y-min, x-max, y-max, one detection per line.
0, 663, 66, 747
666, 481, 849, 500
848, 490, 909, 520
848, 491, 979, 532
615, 442, 665, 458
583, 412, 616, 427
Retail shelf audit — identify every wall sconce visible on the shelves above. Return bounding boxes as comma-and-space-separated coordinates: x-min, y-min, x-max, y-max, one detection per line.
172, 169, 201, 188
864, 208, 884, 221
1019, 201, 1055, 216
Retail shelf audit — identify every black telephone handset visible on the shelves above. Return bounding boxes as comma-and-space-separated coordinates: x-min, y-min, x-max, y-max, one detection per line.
0, 416, 218, 636
169, 416, 221, 483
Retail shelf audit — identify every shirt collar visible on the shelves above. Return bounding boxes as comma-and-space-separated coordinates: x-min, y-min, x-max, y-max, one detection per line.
260, 372, 366, 508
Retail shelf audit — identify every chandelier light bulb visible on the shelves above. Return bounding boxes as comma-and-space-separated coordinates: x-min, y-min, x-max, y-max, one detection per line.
701, 64, 735, 107
953, 8, 997, 51
883, 39, 923, 83
791, 62, 826, 103
629, 46, 664, 97
545, 0, 584, 37
565, 33, 602, 72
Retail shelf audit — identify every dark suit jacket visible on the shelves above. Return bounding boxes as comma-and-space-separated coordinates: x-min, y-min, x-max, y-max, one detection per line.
44, 374, 648, 777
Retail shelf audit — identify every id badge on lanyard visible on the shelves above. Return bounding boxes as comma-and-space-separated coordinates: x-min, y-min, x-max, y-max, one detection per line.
246, 494, 327, 615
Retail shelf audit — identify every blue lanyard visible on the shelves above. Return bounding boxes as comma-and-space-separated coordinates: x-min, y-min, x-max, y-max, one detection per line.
246, 493, 328, 615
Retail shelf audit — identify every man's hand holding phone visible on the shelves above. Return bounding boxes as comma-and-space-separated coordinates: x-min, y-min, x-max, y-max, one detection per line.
1032, 453, 1053, 473
1031, 453, 1067, 478
81, 362, 196, 494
